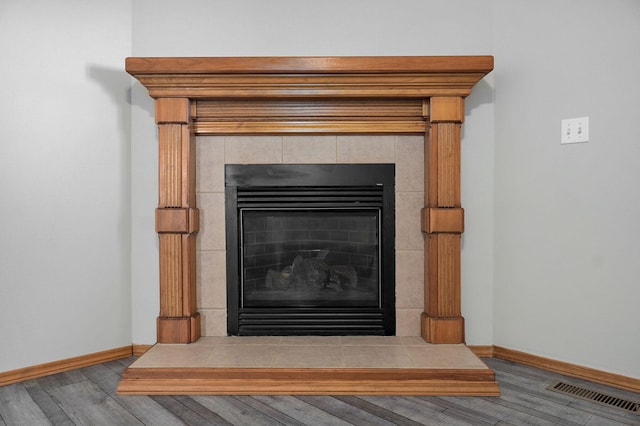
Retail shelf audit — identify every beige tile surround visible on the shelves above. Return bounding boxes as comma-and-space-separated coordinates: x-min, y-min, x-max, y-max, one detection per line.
195, 135, 425, 336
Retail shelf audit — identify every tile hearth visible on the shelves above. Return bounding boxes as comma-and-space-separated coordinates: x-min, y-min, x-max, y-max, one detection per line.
131, 336, 485, 370
117, 337, 500, 396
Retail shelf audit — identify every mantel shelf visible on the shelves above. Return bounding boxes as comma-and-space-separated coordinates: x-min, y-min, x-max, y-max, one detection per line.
126, 56, 493, 99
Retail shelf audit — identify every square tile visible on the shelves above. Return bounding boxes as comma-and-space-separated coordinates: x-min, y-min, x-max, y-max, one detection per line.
196, 193, 225, 251
340, 336, 405, 346
225, 136, 282, 164
395, 250, 424, 309
395, 192, 424, 251
405, 344, 488, 369
395, 309, 423, 336
337, 135, 396, 163
279, 336, 342, 346
343, 345, 413, 368
395, 135, 424, 192
204, 345, 276, 368
400, 336, 425, 345
196, 336, 283, 346
196, 136, 225, 193
131, 344, 211, 368
199, 308, 227, 336
272, 345, 345, 368
197, 250, 226, 309
283, 136, 337, 163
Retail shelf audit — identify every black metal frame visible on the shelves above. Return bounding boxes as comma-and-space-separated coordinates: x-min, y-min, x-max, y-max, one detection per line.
225, 164, 395, 335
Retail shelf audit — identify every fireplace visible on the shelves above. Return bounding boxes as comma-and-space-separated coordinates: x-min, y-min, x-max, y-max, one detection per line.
119, 56, 498, 396
225, 164, 395, 335
124, 56, 494, 345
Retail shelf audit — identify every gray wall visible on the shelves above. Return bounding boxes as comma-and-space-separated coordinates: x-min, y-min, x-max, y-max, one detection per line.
492, 0, 640, 378
1, 0, 638, 380
0, 0, 133, 371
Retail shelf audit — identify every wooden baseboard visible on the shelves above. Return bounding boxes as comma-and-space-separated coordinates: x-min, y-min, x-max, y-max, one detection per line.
0, 346, 133, 387
132, 344, 154, 357
493, 346, 640, 393
467, 345, 494, 358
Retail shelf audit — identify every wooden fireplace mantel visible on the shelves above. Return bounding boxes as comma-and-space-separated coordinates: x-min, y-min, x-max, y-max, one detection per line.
126, 56, 494, 344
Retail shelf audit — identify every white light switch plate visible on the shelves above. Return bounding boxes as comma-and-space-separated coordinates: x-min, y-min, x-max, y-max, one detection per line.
561, 116, 589, 144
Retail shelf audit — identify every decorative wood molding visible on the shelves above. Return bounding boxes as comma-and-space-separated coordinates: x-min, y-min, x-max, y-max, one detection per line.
155, 208, 199, 234
126, 56, 495, 74
193, 120, 427, 135
493, 346, 640, 393
0, 346, 133, 387
126, 56, 494, 346
126, 56, 493, 99
117, 366, 500, 396
421, 207, 464, 233
430, 96, 466, 123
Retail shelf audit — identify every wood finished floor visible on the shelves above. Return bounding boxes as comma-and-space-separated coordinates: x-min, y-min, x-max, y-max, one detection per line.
1, 356, 638, 425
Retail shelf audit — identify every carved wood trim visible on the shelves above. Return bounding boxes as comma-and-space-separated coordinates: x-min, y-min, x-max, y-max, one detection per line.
193, 120, 427, 135
126, 56, 493, 345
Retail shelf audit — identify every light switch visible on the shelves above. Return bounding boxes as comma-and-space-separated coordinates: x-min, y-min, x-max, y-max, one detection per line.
561, 117, 589, 144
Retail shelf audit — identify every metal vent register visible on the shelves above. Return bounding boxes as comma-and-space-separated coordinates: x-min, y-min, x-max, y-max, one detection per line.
547, 381, 639, 414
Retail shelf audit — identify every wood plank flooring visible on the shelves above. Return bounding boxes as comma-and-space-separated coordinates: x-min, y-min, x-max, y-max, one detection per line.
1, 356, 638, 425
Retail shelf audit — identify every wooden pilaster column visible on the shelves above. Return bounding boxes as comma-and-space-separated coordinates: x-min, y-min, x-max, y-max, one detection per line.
421, 97, 466, 344
155, 98, 201, 343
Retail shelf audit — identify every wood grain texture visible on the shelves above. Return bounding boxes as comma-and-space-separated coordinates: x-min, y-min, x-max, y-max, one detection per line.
134, 74, 491, 99
422, 118, 464, 344
155, 208, 189, 233
46, 380, 144, 425
126, 56, 494, 74
117, 367, 499, 396
155, 98, 189, 124
126, 57, 493, 99
156, 316, 197, 344
0, 383, 50, 425
194, 119, 426, 135
195, 98, 424, 119
421, 314, 465, 344
425, 122, 461, 207
158, 124, 183, 208
155, 102, 200, 343
421, 207, 464, 233
425, 234, 462, 317
430, 96, 465, 123
158, 234, 182, 318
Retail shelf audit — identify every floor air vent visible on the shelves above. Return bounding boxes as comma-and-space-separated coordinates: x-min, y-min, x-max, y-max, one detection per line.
547, 381, 639, 414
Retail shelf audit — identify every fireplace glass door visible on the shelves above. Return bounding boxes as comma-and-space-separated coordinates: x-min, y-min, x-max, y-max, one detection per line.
241, 209, 380, 308
226, 164, 395, 335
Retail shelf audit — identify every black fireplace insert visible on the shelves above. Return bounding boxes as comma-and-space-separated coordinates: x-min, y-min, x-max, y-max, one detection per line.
225, 164, 395, 335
